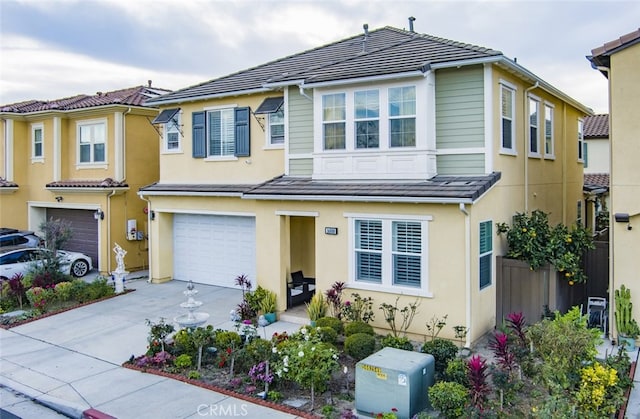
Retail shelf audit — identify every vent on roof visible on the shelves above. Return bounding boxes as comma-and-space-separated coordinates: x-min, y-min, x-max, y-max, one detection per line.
408, 16, 416, 33
362, 23, 369, 53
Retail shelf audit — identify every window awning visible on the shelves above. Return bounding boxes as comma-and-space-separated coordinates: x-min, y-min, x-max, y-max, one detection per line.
152, 108, 180, 124
254, 97, 283, 114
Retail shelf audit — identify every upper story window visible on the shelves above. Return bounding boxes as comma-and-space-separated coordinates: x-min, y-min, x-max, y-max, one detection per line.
255, 97, 285, 148
192, 107, 250, 159
348, 213, 431, 296
528, 97, 540, 156
31, 123, 44, 159
544, 103, 555, 158
355, 90, 380, 149
77, 119, 106, 164
500, 83, 516, 154
323, 93, 346, 150
389, 86, 416, 147
152, 108, 182, 153
577, 119, 584, 163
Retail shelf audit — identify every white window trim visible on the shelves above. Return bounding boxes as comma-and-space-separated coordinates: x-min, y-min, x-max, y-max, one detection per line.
264, 108, 285, 149
31, 122, 44, 163
499, 80, 517, 156
162, 111, 182, 154
577, 118, 585, 163
345, 212, 432, 297
204, 106, 237, 158
76, 118, 108, 167
543, 102, 555, 160
315, 81, 426, 154
527, 95, 541, 158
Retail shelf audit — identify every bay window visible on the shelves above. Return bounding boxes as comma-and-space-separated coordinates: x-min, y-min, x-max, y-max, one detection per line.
323, 93, 346, 150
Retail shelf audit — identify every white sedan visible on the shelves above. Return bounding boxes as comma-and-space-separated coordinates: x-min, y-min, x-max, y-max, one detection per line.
0, 247, 93, 280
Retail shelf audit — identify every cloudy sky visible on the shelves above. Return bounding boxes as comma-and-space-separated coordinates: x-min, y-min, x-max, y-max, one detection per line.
1, 0, 638, 114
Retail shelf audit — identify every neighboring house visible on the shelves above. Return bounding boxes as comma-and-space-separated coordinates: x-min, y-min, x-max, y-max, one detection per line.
140, 23, 591, 345
588, 28, 640, 332
583, 115, 610, 236
0, 84, 168, 274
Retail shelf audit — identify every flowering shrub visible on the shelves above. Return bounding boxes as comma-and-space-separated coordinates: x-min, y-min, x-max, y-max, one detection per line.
325, 281, 346, 319
25, 286, 55, 314
342, 293, 375, 323
576, 362, 620, 416
273, 328, 339, 409
54, 281, 73, 301
248, 361, 274, 386
496, 210, 594, 283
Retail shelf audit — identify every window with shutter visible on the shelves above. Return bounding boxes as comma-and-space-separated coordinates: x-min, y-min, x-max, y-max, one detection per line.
392, 221, 421, 287
355, 220, 382, 283
192, 107, 251, 158
479, 220, 492, 289
234, 107, 250, 157
192, 112, 206, 158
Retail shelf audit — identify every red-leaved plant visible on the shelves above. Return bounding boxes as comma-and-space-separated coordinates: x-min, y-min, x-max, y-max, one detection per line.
467, 355, 490, 411
489, 331, 517, 373
506, 311, 527, 346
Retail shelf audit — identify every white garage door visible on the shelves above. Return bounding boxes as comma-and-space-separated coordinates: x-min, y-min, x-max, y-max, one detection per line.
173, 214, 256, 287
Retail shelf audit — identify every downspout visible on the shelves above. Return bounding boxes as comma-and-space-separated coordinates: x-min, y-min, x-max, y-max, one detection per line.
459, 202, 472, 348
597, 65, 613, 337
106, 189, 117, 273
139, 193, 153, 283
562, 102, 567, 223
524, 82, 539, 212
298, 84, 312, 101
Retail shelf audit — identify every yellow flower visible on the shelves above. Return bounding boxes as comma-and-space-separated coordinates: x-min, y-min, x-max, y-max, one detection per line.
569, 280, 574, 286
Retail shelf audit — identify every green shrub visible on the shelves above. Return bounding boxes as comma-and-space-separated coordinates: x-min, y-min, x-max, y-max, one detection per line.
54, 281, 73, 301
215, 331, 242, 350
428, 381, 468, 419
444, 358, 469, 387
311, 326, 338, 344
187, 370, 201, 380
316, 316, 344, 335
344, 333, 376, 360
244, 337, 274, 364
173, 329, 197, 356
381, 335, 414, 351
344, 321, 374, 336
174, 354, 193, 369
421, 338, 458, 379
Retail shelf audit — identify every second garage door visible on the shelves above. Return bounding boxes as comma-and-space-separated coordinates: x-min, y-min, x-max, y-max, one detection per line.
173, 213, 256, 287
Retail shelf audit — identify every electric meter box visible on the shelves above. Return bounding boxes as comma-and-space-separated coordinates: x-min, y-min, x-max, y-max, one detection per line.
355, 347, 435, 418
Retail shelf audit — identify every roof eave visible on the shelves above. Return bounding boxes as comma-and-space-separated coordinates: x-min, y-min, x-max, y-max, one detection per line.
46, 186, 129, 194
138, 190, 245, 198
144, 87, 274, 107
242, 194, 474, 204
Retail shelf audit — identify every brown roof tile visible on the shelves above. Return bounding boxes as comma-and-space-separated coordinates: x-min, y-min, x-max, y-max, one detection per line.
591, 28, 640, 57
1, 86, 171, 113
584, 114, 609, 138
46, 178, 129, 188
584, 173, 610, 188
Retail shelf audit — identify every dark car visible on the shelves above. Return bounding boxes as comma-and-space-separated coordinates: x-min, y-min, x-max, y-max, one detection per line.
0, 228, 45, 248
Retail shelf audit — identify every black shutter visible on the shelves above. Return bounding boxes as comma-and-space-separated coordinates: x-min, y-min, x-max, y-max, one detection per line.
234, 107, 250, 157
192, 111, 206, 158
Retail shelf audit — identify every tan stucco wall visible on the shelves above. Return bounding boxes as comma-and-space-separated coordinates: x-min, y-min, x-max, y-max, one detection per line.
158, 93, 285, 184
609, 42, 640, 325
0, 108, 159, 273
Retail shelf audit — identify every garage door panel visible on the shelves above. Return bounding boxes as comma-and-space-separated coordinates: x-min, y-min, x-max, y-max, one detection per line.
46, 208, 98, 268
173, 214, 256, 287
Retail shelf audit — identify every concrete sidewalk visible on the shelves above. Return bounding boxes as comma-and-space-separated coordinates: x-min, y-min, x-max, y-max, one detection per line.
0, 273, 306, 419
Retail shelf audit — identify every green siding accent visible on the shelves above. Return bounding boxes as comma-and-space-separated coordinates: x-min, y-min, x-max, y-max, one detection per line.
288, 87, 314, 154
436, 66, 485, 150
436, 154, 485, 175
289, 158, 313, 176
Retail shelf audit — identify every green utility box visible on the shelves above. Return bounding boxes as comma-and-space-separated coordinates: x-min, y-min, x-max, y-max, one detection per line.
355, 347, 435, 418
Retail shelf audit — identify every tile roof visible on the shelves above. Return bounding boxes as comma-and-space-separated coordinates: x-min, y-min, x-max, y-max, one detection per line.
588, 28, 640, 70
1, 85, 171, 113
146, 26, 502, 105
584, 173, 610, 189
139, 173, 502, 202
0, 177, 18, 188
584, 114, 609, 138
45, 178, 129, 188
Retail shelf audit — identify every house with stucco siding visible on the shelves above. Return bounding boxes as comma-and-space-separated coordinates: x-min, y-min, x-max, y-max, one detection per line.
140, 23, 591, 345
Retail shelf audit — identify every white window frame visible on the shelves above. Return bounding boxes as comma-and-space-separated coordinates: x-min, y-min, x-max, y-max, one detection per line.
163, 112, 181, 153
322, 93, 346, 150
31, 122, 44, 162
76, 118, 107, 166
577, 118, 584, 163
354, 89, 380, 149
499, 81, 517, 155
388, 86, 416, 148
528, 96, 541, 157
346, 213, 432, 297
543, 102, 555, 159
266, 107, 285, 148
206, 107, 235, 158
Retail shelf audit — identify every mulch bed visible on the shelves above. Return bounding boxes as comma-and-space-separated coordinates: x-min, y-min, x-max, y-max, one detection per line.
122, 362, 321, 418
0, 289, 135, 329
